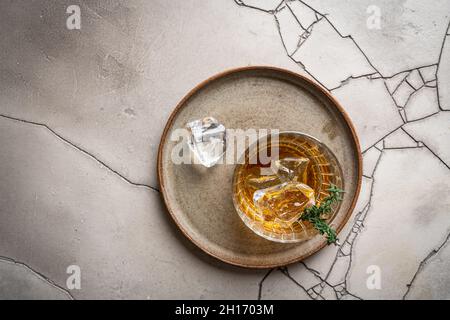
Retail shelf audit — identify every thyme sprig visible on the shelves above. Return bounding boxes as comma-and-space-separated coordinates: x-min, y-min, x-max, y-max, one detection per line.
300, 184, 344, 245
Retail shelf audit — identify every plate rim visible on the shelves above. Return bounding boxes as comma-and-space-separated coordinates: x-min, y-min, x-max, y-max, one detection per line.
157, 66, 362, 269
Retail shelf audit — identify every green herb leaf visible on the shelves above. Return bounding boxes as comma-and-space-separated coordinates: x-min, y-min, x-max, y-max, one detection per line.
299, 184, 344, 244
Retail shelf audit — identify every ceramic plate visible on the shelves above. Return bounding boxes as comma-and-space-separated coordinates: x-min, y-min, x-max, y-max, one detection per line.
158, 67, 362, 268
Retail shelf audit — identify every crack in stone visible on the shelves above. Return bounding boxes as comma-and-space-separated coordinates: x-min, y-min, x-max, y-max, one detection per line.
404, 79, 416, 91
374, 143, 383, 152
417, 67, 427, 85
234, 0, 450, 299
382, 81, 407, 123
383, 68, 437, 115
257, 268, 274, 300
299, 261, 324, 280
239, 0, 445, 121
284, 1, 308, 31
306, 145, 383, 299
435, 21, 450, 111
238, 0, 364, 91
403, 111, 440, 124
285, 0, 447, 97
0, 114, 159, 193
0, 255, 74, 300
295, 0, 382, 75
399, 28, 450, 290
274, 0, 286, 12
400, 126, 449, 169
275, 2, 323, 56
329, 72, 379, 91
336, 133, 450, 299
274, 262, 341, 299
280, 267, 314, 299
272, 9, 328, 90
234, 0, 283, 14
361, 125, 403, 153
400, 84, 428, 112
336, 149, 383, 298
391, 74, 410, 95
417, 141, 450, 170
403, 229, 450, 299
383, 146, 422, 150
324, 135, 449, 299
388, 63, 437, 84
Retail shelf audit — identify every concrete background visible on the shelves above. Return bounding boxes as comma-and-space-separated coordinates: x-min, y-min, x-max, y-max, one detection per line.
0, 0, 449, 299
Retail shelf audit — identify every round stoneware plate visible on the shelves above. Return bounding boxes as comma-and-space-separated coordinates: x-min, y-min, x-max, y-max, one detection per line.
158, 66, 362, 268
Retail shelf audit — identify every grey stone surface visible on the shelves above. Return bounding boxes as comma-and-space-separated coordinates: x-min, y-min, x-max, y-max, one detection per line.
0, 0, 449, 299
0, 116, 265, 299
0, 258, 71, 300
347, 148, 450, 299
437, 33, 450, 110
383, 128, 418, 149
404, 237, 450, 300
0, 0, 300, 189
362, 147, 382, 177
393, 80, 416, 107
287, 263, 323, 290
385, 71, 409, 94
404, 87, 439, 122
404, 112, 450, 167
259, 269, 311, 300
332, 77, 403, 150
291, 18, 375, 89
301, 0, 450, 76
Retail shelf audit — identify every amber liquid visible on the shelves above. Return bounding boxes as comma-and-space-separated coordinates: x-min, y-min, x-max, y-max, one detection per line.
233, 132, 343, 241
